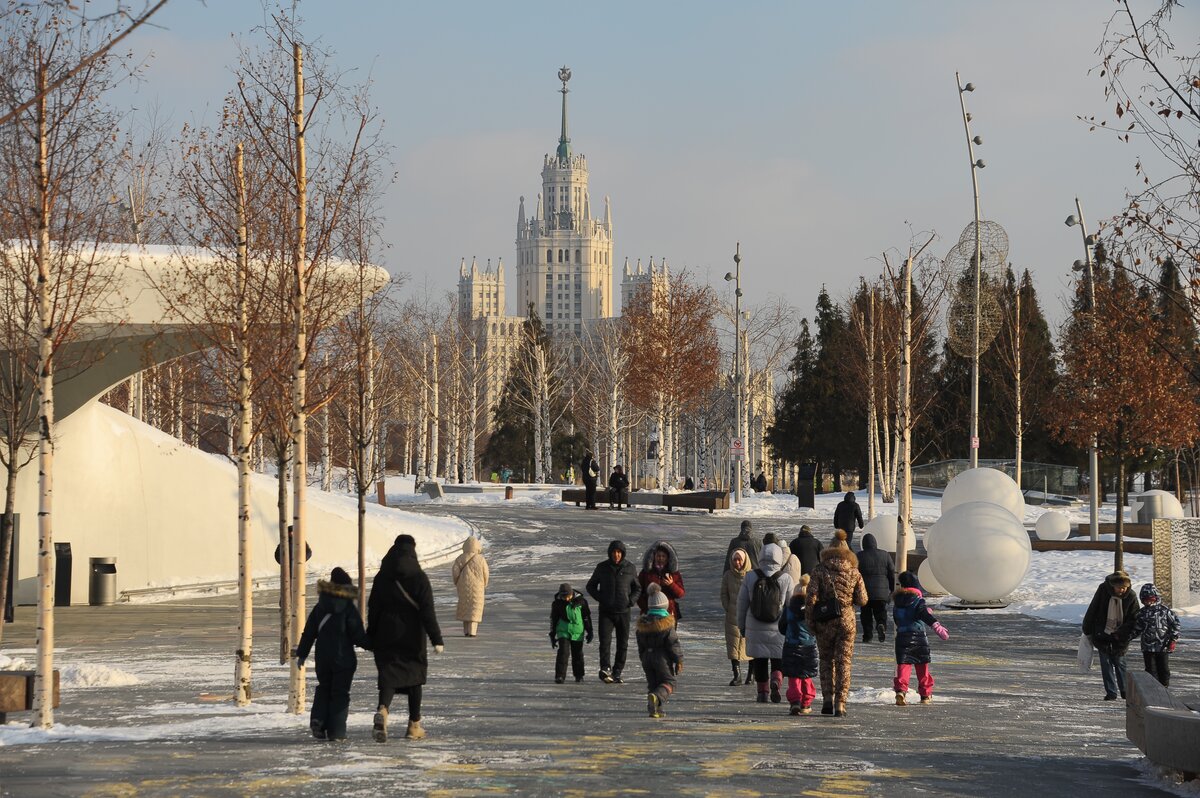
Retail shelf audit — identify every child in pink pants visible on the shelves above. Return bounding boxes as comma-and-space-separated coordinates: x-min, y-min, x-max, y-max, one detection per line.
778, 580, 819, 715
892, 571, 949, 705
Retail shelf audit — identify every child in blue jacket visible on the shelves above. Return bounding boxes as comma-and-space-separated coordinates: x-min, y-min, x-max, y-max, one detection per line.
295, 567, 370, 740
778, 577, 819, 714
892, 571, 949, 706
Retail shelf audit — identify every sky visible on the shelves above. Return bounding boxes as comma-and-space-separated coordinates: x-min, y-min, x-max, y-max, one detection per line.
110, 0, 1197, 329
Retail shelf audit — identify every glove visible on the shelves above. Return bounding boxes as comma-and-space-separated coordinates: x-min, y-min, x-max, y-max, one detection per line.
585, 631, 593, 644
433, 645, 444, 655
550, 633, 558, 649
932, 622, 949, 641
1168, 640, 1176, 653
674, 662, 683, 675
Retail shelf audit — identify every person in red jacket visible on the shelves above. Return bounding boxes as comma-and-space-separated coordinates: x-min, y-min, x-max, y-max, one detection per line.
637, 541, 685, 621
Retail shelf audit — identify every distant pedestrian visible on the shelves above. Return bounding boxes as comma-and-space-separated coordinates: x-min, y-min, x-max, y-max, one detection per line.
367, 535, 444, 742
566, 465, 575, 484
789, 524, 823, 576
608, 464, 630, 509
1130, 583, 1180, 687
637, 584, 683, 718
779, 578, 819, 715
549, 583, 593, 683
451, 537, 490, 637
581, 451, 600, 509
892, 571, 949, 705
737, 542, 794, 705
806, 530, 868, 717
765, 532, 802, 586
500, 465, 513, 484
637, 541, 685, 621
721, 548, 753, 686
274, 525, 313, 569
753, 469, 767, 493
1081, 571, 1138, 701
586, 540, 642, 684
725, 520, 762, 571
857, 533, 895, 643
683, 475, 695, 490
295, 567, 370, 741
832, 492, 864, 548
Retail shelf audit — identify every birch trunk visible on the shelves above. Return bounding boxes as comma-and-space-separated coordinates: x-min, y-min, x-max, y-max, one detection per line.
234, 142, 254, 706
429, 334, 440, 481
287, 42, 308, 714
0, 462, 18, 645
358, 339, 374, 614
465, 342, 477, 482
416, 342, 428, 482
1013, 288, 1023, 489
321, 354, 332, 492
33, 68, 55, 728
277, 444, 291, 664
896, 256, 913, 573
654, 395, 666, 489
532, 347, 545, 484
866, 290, 876, 519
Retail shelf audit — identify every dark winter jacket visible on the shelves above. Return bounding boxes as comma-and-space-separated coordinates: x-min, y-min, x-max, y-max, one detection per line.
1131, 601, 1181, 653
833, 492, 864, 534
637, 540, 685, 619
789, 529, 823, 576
367, 537, 444, 688
857, 534, 896, 601
725, 529, 762, 571
778, 595, 819, 679
296, 579, 370, 672
550, 590, 593, 643
753, 472, 767, 492
1081, 572, 1139, 656
608, 471, 629, 492
635, 613, 683, 680
581, 455, 600, 485
586, 540, 641, 613
892, 586, 938, 665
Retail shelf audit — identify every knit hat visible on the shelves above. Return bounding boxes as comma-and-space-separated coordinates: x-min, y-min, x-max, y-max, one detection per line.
800, 524, 811, 534
740, 520, 752, 533
796, 573, 811, 592
646, 583, 669, 610
330, 567, 352, 586
898, 571, 922, 590
558, 582, 573, 597
1139, 583, 1160, 603
763, 532, 780, 545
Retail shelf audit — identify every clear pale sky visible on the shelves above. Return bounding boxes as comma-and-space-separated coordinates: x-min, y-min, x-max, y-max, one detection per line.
116, 0, 1195, 328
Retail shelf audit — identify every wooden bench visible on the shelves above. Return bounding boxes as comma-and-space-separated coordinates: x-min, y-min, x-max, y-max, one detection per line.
0, 670, 60, 723
560, 489, 729, 513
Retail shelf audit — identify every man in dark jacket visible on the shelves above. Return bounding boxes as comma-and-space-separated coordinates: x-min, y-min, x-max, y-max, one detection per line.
833, 492, 864, 548
581, 451, 600, 509
608, 464, 630, 509
856, 533, 895, 642
1082, 571, 1139, 700
586, 540, 642, 683
725, 520, 762, 571
789, 525, 823, 576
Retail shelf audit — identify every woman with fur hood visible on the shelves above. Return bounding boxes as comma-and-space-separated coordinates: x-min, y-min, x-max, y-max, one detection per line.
1081, 571, 1139, 700
451, 536, 490, 637
805, 530, 868, 717
637, 541, 685, 620
737, 542, 795, 704
721, 548, 753, 686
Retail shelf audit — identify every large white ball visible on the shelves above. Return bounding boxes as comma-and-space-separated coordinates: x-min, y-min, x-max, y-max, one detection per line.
928, 501, 1031, 602
942, 467, 1027, 522
917, 559, 947, 595
862, 513, 916, 553
1034, 510, 1071, 541
1132, 489, 1186, 520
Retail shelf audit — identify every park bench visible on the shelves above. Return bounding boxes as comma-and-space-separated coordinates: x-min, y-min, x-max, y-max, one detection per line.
1126, 670, 1200, 779
0, 670, 60, 723
561, 489, 729, 513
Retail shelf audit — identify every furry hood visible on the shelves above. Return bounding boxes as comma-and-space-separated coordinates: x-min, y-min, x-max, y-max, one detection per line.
728, 547, 751, 575
636, 614, 676, 633
758, 543, 785, 577
461, 536, 481, 556
1105, 571, 1132, 593
318, 579, 357, 600
893, 586, 923, 604
641, 540, 680, 573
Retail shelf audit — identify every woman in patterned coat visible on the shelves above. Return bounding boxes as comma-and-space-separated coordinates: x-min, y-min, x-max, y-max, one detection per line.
805, 530, 867, 717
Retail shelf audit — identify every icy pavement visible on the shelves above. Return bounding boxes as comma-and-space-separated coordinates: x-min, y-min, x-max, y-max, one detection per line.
0, 503, 1196, 797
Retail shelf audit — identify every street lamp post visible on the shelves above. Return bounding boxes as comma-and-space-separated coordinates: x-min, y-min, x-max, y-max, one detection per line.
1066, 200, 1101, 542
957, 72, 986, 468
725, 245, 743, 504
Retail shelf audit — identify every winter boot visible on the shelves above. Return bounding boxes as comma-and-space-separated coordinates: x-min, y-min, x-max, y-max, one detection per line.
647, 693, 664, 718
770, 681, 782, 704
599, 670, 614, 684
405, 720, 426, 740
756, 688, 769, 704
612, 673, 624, 684
555, 676, 565, 684
372, 706, 388, 743
800, 705, 813, 714
821, 702, 834, 715
920, 695, 932, 705
729, 662, 742, 687
863, 627, 873, 643
876, 623, 886, 643
310, 720, 327, 740
834, 701, 848, 717
895, 691, 907, 706
789, 702, 803, 716
744, 669, 755, 685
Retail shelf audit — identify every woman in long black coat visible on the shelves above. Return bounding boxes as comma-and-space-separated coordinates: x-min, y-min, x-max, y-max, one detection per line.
367, 534, 444, 742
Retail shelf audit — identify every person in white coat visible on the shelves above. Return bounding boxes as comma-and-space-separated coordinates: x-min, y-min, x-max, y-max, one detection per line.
451, 537, 490, 637
737, 543, 795, 704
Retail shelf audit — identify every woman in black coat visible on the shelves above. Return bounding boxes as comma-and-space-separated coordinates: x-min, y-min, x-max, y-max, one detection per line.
856, 533, 895, 643
1081, 571, 1138, 700
367, 534, 444, 742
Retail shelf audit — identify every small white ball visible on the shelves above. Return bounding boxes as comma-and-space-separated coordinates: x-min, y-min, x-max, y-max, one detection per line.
917, 559, 947, 595
942, 467, 1027, 522
862, 514, 916, 553
1034, 510, 1071, 541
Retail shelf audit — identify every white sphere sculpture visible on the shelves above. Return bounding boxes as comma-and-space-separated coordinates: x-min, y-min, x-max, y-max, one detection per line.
862, 513, 916, 553
1034, 510, 1071, 541
942, 467, 1027, 522
1133, 489, 1186, 520
928, 501, 1031, 602
917, 559, 947, 595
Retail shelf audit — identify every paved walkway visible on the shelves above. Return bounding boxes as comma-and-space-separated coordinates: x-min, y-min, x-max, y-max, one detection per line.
0, 503, 1193, 797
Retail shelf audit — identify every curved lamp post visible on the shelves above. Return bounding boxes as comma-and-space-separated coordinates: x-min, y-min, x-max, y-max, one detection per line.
724, 245, 743, 503
1066, 200, 1101, 542
957, 73, 987, 468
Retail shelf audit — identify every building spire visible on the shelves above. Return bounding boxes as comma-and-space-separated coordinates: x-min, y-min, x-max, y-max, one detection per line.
556, 65, 571, 160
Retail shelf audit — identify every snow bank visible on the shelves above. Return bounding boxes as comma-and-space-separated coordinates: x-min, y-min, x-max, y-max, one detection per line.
59, 664, 141, 688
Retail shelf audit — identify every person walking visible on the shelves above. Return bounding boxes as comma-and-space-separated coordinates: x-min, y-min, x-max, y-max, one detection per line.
637, 584, 683, 719
779, 578, 819, 715
764, 533, 802, 586
585, 540, 642, 684
637, 541, 685, 621
790, 525, 823, 576
720, 548, 753, 686
1081, 570, 1139, 701
451, 536, 490, 638
892, 571, 950, 705
737, 542, 794, 704
857, 533, 895, 643
581, 451, 600, 510
549, 583, 593, 683
366, 534, 444, 742
294, 567, 370, 741
608, 464, 630, 509
725, 520, 762, 571
832, 492, 864, 549
1130, 583, 1179, 687
806, 530, 867, 717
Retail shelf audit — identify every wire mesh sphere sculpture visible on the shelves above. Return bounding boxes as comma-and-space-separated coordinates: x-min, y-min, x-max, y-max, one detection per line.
957, 220, 1010, 260
946, 276, 1004, 357
944, 220, 1010, 358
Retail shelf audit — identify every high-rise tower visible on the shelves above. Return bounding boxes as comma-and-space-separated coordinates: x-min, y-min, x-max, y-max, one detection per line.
515, 66, 615, 334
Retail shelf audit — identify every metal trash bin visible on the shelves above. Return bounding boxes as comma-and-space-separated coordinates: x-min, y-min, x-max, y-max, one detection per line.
1136, 494, 1166, 525
88, 557, 117, 606
53, 543, 72, 606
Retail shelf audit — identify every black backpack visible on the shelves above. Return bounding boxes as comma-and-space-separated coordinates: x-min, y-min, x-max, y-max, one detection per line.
749, 568, 786, 622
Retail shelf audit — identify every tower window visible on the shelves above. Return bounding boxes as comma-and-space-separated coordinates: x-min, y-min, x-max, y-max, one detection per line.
546, 249, 552, 264
575, 249, 580, 264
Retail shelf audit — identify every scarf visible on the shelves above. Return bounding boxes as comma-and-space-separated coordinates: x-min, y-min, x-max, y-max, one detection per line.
647, 607, 669, 619
1104, 595, 1124, 635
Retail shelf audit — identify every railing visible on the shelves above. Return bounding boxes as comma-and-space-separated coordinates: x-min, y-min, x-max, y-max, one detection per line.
910, 459, 1080, 495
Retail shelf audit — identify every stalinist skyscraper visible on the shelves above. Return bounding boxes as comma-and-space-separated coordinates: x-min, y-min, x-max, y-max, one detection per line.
513, 66, 614, 336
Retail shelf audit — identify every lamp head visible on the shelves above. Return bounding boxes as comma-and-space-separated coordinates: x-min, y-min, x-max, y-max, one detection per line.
972, 135, 983, 145
963, 82, 976, 92
724, 272, 734, 282
1065, 215, 1078, 227
974, 159, 986, 169
1072, 260, 1085, 271
1085, 234, 1096, 246
735, 288, 743, 298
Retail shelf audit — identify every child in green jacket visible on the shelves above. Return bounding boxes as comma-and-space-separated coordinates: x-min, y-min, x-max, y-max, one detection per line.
550, 583, 593, 683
